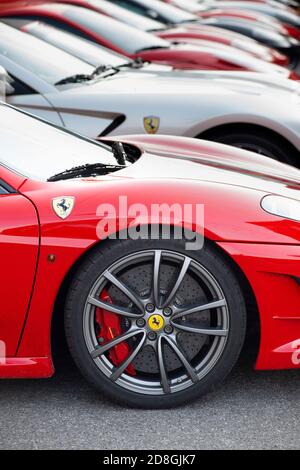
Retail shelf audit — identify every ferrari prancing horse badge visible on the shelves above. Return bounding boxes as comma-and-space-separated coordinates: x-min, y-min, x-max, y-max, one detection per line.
144, 116, 160, 134
52, 197, 75, 219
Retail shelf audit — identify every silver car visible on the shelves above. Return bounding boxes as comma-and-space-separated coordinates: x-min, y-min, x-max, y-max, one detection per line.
1, 22, 300, 165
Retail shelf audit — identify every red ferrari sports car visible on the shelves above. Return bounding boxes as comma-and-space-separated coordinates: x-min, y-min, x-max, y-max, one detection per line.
1, 102, 300, 408
0, 2, 296, 76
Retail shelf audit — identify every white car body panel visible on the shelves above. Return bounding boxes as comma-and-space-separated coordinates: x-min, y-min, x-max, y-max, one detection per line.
0, 23, 300, 153
46, 73, 300, 149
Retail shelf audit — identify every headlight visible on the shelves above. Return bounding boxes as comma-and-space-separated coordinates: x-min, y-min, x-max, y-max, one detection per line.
261, 195, 300, 222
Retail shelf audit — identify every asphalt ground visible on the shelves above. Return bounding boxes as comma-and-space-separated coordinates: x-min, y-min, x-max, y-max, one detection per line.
0, 351, 299, 450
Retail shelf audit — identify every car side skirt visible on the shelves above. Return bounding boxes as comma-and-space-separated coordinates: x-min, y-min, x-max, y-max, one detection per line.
0, 357, 54, 378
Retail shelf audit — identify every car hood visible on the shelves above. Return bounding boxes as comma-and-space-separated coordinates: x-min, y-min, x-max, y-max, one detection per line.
55, 70, 298, 101
127, 64, 299, 93
109, 135, 300, 199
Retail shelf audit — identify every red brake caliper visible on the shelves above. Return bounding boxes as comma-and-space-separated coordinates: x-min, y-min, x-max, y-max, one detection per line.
95, 289, 136, 376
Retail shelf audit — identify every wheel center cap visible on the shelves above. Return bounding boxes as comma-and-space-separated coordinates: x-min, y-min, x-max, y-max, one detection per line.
148, 314, 164, 331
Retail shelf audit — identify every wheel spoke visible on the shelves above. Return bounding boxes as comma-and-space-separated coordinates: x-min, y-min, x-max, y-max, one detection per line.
153, 250, 162, 307
104, 271, 144, 313
157, 337, 171, 394
110, 331, 146, 381
172, 322, 228, 337
88, 296, 142, 319
164, 337, 199, 384
172, 299, 226, 321
91, 329, 143, 359
162, 256, 191, 308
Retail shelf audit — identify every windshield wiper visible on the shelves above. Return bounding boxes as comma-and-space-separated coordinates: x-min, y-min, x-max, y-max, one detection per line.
55, 73, 92, 86
91, 65, 122, 78
92, 58, 148, 76
119, 58, 149, 69
55, 66, 122, 86
47, 163, 125, 182
112, 142, 128, 166
56, 58, 150, 86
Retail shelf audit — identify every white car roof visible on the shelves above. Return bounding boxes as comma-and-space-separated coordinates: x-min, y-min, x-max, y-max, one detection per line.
84, 0, 165, 31
0, 22, 93, 86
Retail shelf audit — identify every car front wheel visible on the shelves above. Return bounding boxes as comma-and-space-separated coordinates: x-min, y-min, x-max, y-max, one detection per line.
65, 238, 247, 408
205, 129, 296, 166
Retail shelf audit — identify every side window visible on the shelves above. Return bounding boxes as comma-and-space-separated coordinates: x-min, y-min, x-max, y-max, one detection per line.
0, 186, 8, 195
0, 181, 10, 195
6, 75, 37, 96
0, 178, 18, 194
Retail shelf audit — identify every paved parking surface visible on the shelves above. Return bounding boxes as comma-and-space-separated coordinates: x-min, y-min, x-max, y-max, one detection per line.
0, 354, 299, 450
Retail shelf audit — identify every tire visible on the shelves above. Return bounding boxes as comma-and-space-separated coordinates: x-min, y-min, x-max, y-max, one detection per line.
65, 237, 247, 409
207, 129, 295, 166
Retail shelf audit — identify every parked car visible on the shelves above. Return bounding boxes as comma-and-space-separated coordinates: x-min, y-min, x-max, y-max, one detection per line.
0, 3, 296, 74
1, 102, 300, 408
1, 22, 300, 163
49, 0, 289, 66
110, 0, 300, 60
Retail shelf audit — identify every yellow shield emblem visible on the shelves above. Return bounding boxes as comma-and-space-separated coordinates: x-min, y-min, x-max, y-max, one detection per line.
148, 314, 164, 331
52, 197, 75, 220
144, 116, 160, 134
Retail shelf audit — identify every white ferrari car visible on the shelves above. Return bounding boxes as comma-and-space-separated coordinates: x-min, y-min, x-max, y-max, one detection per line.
1, 22, 300, 165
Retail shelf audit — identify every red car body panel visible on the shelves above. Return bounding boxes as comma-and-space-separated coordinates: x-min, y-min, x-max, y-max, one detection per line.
219, 242, 300, 370
284, 23, 300, 39
0, 4, 293, 74
0, 192, 39, 356
1, 133, 300, 379
198, 9, 300, 39
156, 27, 289, 66
164, 0, 300, 39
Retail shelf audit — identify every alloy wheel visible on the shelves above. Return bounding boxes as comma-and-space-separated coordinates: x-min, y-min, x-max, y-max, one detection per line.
83, 250, 230, 396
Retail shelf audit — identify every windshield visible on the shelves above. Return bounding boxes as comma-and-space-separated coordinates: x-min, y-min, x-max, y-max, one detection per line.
0, 23, 93, 85
0, 104, 117, 181
86, 0, 165, 31
112, 0, 197, 24
22, 21, 130, 68
60, 5, 169, 54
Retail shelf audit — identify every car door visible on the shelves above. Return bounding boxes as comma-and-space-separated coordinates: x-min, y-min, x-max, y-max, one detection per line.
0, 175, 40, 357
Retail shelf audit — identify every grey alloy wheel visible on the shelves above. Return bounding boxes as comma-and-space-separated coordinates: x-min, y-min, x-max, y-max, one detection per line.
83, 249, 230, 396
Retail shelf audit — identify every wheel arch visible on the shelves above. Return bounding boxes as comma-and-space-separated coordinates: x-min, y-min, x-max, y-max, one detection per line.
197, 122, 299, 166
50, 226, 261, 368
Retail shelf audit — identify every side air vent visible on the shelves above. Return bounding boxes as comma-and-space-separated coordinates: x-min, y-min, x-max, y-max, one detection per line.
292, 276, 300, 287
99, 115, 126, 137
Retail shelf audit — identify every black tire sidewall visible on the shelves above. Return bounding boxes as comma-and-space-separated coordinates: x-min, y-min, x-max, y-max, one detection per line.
211, 131, 292, 165
64, 238, 247, 409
